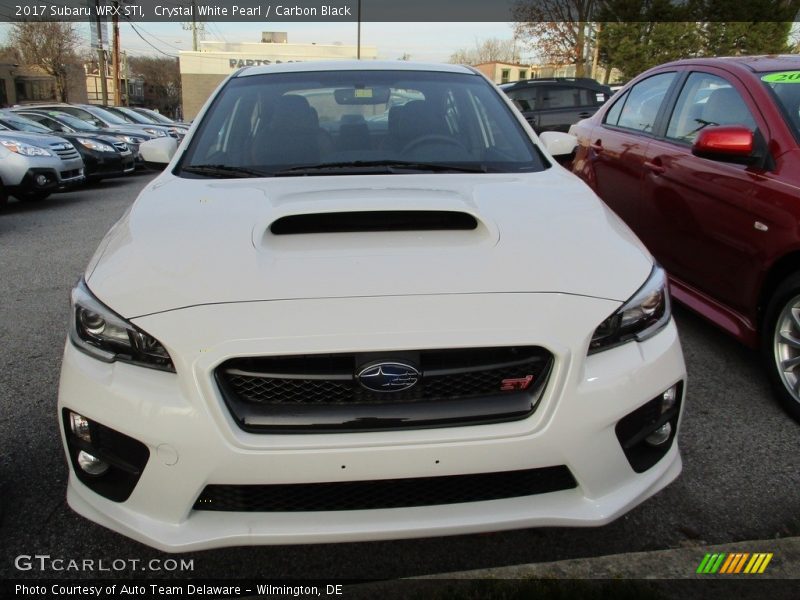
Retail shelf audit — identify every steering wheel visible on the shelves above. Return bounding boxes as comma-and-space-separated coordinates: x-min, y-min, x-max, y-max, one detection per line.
402, 134, 468, 154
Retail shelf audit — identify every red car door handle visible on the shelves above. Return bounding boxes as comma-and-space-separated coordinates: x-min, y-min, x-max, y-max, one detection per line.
644, 161, 666, 175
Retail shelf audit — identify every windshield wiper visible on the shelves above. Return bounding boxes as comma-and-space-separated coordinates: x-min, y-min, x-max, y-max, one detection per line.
181, 164, 270, 178
272, 160, 492, 176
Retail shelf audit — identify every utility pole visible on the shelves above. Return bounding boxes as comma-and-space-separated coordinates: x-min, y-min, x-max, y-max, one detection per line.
356, 0, 361, 59
192, 0, 198, 51
112, 0, 121, 105
182, 0, 200, 51
95, 0, 108, 104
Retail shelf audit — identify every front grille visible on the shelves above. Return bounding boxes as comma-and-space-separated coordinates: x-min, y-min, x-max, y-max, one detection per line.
216, 346, 553, 432
50, 143, 80, 161
194, 466, 577, 512
112, 142, 129, 153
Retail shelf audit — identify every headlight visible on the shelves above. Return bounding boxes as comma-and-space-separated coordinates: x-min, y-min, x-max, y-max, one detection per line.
143, 127, 167, 137
76, 138, 115, 152
70, 279, 175, 372
0, 139, 52, 156
589, 265, 671, 354
116, 135, 144, 144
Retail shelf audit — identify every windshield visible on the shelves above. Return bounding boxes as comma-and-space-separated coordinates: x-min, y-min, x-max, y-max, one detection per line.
50, 112, 102, 132
760, 70, 800, 137
117, 107, 154, 124
87, 106, 128, 125
0, 113, 51, 133
141, 109, 174, 124
179, 70, 545, 177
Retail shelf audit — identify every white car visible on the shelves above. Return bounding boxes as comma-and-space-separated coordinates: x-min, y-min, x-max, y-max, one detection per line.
58, 61, 686, 552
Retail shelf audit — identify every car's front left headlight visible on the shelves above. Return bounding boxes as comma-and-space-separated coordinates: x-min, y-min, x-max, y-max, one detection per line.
70, 279, 175, 372
76, 138, 115, 153
589, 265, 671, 354
143, 127, 167, 137
0, 139, 52, 156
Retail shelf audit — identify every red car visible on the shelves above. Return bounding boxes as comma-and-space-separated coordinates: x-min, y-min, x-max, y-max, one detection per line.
569, 55, 800, 421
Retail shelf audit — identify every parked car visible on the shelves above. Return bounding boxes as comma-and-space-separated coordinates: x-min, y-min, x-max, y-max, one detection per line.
27, 103, 170, 141
500, 77, 612, 133
568, 55, 800, 421
13, 108, 150, 164
103, 106, 188, 139
0, 110, 134, 181
129, 106, 187, 127
59, 61, 685, 551
0, 130, 84, 203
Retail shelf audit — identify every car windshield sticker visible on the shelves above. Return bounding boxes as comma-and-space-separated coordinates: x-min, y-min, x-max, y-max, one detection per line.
354, 88, 373, 98
761, 71, 800, 83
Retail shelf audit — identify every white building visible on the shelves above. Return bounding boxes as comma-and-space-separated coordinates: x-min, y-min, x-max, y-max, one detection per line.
179, 34, 378, 119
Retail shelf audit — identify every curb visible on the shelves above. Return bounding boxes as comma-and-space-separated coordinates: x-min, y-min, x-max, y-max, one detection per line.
421, 536, 799, 580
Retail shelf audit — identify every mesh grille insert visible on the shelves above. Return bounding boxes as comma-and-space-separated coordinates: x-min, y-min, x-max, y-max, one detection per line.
194, 466, 577, 512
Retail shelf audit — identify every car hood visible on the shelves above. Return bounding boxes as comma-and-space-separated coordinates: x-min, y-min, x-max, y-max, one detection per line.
99, 126, 151, 138
0, 130, 71, 148
86, 168, 653, 318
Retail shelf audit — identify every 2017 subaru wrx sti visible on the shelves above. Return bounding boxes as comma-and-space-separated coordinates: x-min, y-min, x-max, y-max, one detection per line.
58, 61, 686, 551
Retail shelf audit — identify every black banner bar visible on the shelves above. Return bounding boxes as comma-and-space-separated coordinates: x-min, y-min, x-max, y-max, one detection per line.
0, 0, 798, 23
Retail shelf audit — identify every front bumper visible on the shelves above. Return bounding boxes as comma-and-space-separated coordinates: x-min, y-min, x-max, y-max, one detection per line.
58, 293, 686, 551
82, 150, 135, 178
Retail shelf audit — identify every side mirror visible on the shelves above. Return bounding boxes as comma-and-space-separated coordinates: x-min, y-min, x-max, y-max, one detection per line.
539, 131, 577, 160
692, 126, 756, 164
139, 137, 177, 169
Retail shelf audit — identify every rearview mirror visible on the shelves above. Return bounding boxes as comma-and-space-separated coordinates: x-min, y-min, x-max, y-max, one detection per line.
334, 87, 391, 105
139, 137, 177, 169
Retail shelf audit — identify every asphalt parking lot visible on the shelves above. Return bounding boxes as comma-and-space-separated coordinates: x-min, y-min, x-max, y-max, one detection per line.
0, 173, 798, 581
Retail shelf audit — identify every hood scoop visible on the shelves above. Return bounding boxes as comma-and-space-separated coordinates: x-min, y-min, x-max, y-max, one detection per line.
269, 210, 478, 235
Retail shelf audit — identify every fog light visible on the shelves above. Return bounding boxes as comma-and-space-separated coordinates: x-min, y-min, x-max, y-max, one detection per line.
35, 174, 49, 186
661, 386, 677, 413
645, 422, 672, 446
77, 450, 109, 476
69, 412, 92, 442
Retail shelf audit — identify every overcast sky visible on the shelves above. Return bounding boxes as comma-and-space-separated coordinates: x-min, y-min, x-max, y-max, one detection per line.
111, 21, 522, 62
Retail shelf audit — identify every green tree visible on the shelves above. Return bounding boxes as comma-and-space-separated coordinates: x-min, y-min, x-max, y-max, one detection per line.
599, 21, 700, 79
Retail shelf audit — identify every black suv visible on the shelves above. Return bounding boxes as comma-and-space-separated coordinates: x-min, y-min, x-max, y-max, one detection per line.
500, 78, 612, 133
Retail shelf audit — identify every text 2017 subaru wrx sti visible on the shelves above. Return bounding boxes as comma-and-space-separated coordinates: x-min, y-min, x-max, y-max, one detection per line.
58, 61, 686, 551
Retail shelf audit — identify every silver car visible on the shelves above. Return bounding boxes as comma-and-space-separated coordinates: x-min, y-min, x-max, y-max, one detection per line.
0, 131, 84, 203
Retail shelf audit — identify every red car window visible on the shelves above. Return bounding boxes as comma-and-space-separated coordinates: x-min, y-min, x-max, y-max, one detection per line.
666, 73, 757, 143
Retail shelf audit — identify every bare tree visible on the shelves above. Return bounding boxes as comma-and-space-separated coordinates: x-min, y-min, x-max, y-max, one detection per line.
512, 0, 596, 76
10, 22, 80, 102
128, 56, 181, 116
449, 38, 517, 65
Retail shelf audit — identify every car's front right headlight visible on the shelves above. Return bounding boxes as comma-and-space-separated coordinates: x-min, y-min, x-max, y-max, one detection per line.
0, 139, 52, 156
589, 265, 671, 354
70, 279, 175, 372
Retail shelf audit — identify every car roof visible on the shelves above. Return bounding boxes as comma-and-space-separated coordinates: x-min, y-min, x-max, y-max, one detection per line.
500, 77, 609, 90
236, 60, 477, 78
654, 55, 800, 74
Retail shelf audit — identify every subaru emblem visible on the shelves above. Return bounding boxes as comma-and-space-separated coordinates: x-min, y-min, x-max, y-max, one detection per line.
357, 361, 420, 393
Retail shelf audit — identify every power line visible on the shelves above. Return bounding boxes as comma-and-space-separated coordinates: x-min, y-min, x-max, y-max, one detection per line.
124, 21, 177, 57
